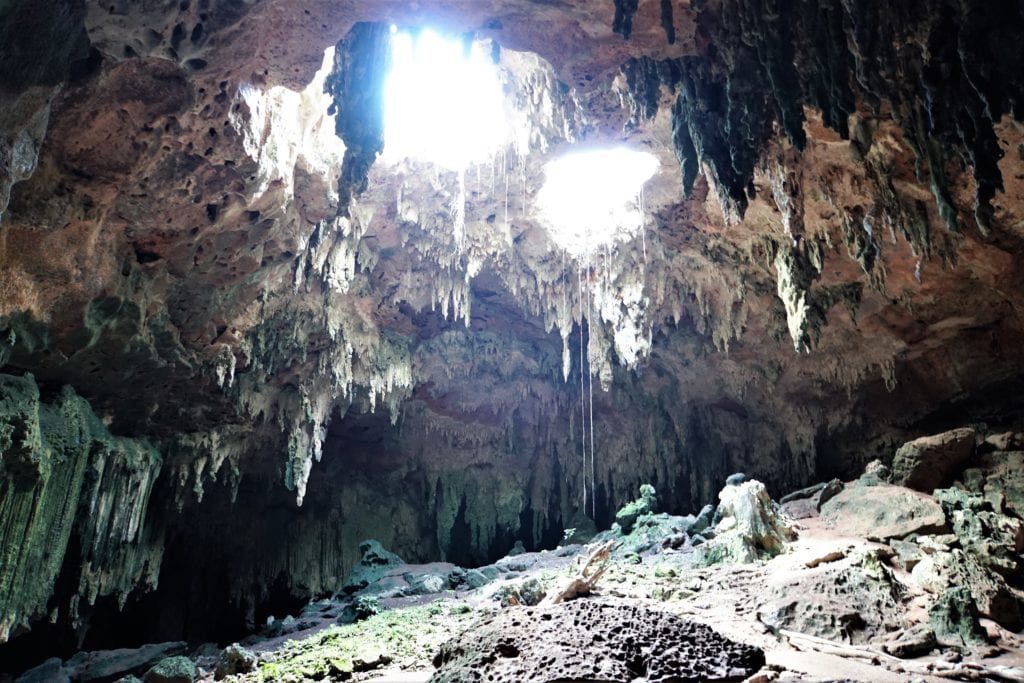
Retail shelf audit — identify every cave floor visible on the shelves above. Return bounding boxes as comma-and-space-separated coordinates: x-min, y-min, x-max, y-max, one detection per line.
201, 513, 1024, 683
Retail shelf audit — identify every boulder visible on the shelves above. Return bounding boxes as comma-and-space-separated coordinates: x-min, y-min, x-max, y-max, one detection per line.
860, 460, 891, 486
929, 587, 987, 647
691, 504, 715, 534
63, 642, 187, 682
910, 549, 1021, 628
143, 656, 195, 683
614, 484, 657, 534
725, 472, 747, 486
933, 487, 1024, 576
889, 539, 925, 572
16, 657, 68, 683
432, 600, 764, 682
819, 483, 947, 541
891, 428, 976, 492
699, 480, 795, 565
982, 431, 1023, 452
880, 624, 937, 658
340, 539, 404, 594
816, 479, 844, 510
404, 573, 447, 595
214, 644, 257, 680
465, 569, 491, 588
974, 451, 1024, 519
757, 550, 904, 644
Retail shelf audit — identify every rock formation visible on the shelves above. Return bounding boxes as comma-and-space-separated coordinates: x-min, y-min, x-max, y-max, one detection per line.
1, 0, 1024, 670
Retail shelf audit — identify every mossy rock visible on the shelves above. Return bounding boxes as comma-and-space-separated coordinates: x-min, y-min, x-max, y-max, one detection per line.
143, 656, 195, 683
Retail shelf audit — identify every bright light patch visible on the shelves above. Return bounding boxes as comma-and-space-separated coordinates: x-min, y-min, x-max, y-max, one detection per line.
383, 29, 508, 169
537, 148, 660, 256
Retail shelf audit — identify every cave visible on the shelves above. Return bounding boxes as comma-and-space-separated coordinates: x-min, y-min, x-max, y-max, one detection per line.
2, 1, 1024, 681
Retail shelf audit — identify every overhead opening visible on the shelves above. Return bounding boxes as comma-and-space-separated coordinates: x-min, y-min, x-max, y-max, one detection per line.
382, 27, 510, 170
537, 148, 660, 257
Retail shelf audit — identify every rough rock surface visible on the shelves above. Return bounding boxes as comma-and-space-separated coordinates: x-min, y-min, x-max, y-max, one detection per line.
819, 483, 947, 541
699, 480, 795, 564
757, 550, 905, 644
892, 428, 976, 493
430, 599, 765, 682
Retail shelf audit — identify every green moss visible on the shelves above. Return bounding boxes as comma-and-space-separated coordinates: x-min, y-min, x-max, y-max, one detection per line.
252, 602, 478, 682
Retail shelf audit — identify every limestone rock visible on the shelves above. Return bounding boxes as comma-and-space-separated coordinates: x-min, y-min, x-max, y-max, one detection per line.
929, 587, 987, 647
614, 484, 657, 535
880, 624, 937, 658
910, 549, 1021, 629
974, 451, 1024, 520
758, 550, 905, 644
982, 432, 1024, 452
691, 503, 716, 534
405, 573, 447, 595
820, 483, 947, 541
143, 656, 196, 683
892, 428, 976, 493
933, 487, 1024, 577
15, 657, 68, 683
464, 569, 491, 589
340, 539, 404, 594
63, 642, 187, 682
889, 539, 925, 572
699, 480, 795, 565
859, 460, 891, 487
214, 644, 256, 680
431, 600, 765, 682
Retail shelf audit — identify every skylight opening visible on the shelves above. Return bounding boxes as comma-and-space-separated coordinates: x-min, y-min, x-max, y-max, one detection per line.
383, 28, 510, 170
537, 148, 660, 257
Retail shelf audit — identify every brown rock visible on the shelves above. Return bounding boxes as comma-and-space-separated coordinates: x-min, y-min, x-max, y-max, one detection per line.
820, 484, 948, 541
892, 428, 976, 493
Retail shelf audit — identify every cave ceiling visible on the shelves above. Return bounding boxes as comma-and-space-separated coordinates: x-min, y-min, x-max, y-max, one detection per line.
2, 0, 1024, 536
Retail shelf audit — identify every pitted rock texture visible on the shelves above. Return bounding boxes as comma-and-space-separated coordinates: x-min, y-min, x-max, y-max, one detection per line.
430, 599, 765, 683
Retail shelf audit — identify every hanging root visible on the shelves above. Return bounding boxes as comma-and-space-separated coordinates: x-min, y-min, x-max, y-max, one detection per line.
542, 540, 618, 605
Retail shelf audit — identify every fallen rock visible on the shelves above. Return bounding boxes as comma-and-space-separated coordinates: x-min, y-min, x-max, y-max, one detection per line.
725, 472, 747, 486
819, 483, 947, 541
404, 573, 448, 595
910, 549, 1021, 628
758, 550, 904, 644
779, 482, 827, 504
892, 428, 976, 492
16, 657, 68, 683
63, 642, 187, 682
929, 587, 987, 647
432, 600, 764, 682
974, 451, 1024, 519
340, 539, 404, 594
464, 569, 490, 588
982, 432, 1023, 452
214, 644, 256, 680
816, 479, 844, 509
691, 503, 716, 534
933, 487, 1024, 577
615, 484, 657, 534
860, 459, 891, 486
881, 623, 937, 658
889, 539, 925, 571
143, 656, 195, 683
